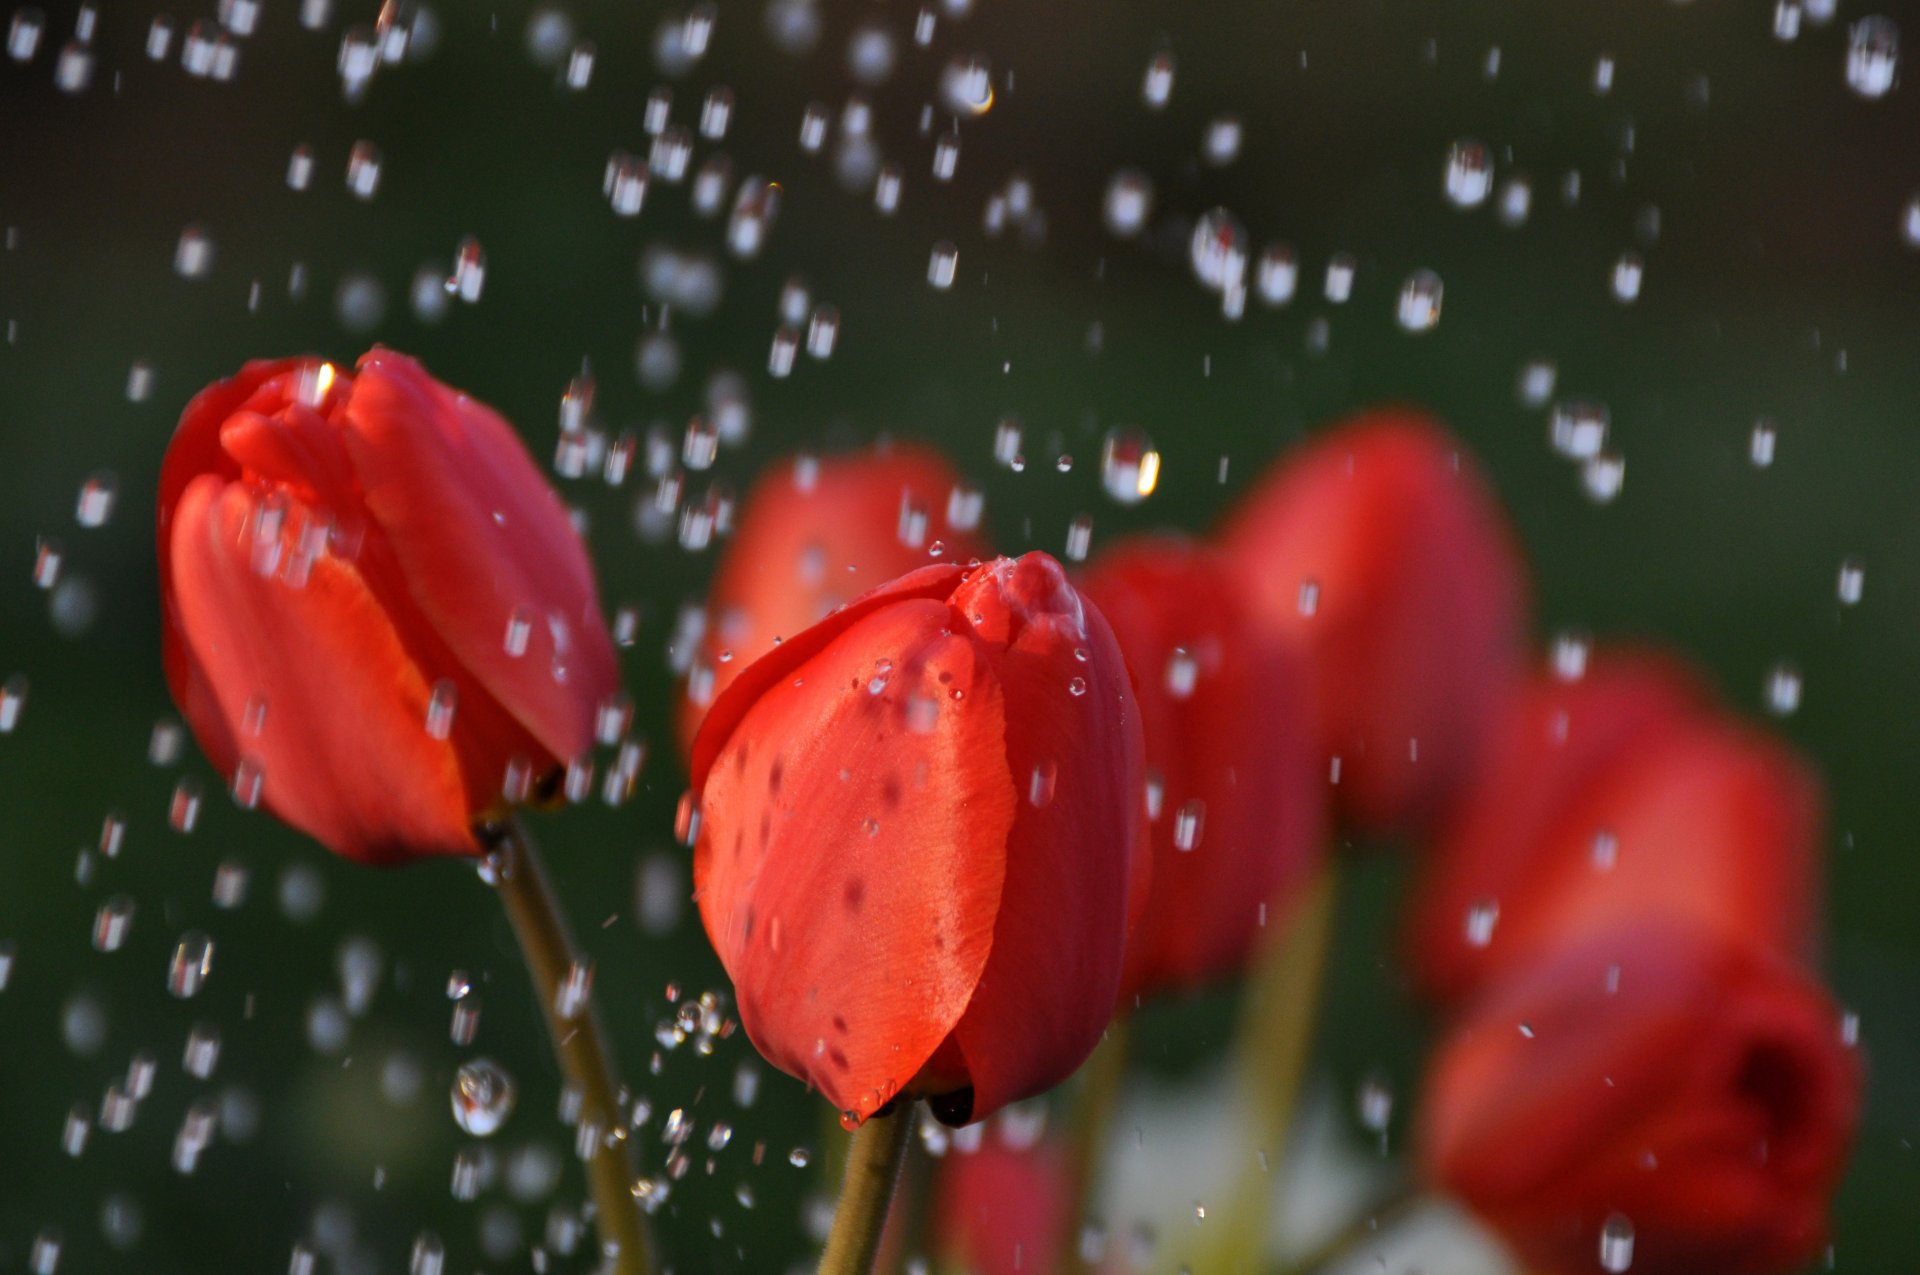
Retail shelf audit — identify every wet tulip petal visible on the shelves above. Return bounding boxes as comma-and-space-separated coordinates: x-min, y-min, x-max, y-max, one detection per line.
946, 558, 1144, 1120
167, 478, 476, 862
339, 349, 616, 763
695, 601, 1016, 1121
677, 447, 988, 755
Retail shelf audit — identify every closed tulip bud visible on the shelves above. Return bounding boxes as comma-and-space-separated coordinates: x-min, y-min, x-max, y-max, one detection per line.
690, 553, 1145, 1127
1418, 921, 1863, 1275
676, 445, 989, 757
1404, 651, 1821, 1006
1222, 410, 1526, 836
1080, 536, 1324, 1004
158, 351, 619, 864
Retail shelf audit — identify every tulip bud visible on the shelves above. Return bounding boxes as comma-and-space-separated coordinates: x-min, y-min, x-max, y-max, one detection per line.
1404, 651, 1821, 1006
157, 351, 619, 864
1418, 921, 1863, 1275
690, 554, 1145, 1127
1222, 410, 1526, 836
676, 445, 989, 757
1080, 536, 1324, 1004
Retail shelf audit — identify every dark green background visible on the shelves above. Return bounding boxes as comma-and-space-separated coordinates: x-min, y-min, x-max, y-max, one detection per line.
1, 0, 1915, 1270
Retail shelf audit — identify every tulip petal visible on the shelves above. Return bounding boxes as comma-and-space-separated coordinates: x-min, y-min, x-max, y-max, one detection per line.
678, 446, 987, 755
337, 349, 618, 764
944, 556, 1144, 1121
694, 598, 1016, 1122
167, 477, 479, 863
1224, 410, 1526, 834
690, 564, 967, 785
1084, 538, 1325, 1001
1420, 923, 1861, 1275
1404, 652, 1711, 1003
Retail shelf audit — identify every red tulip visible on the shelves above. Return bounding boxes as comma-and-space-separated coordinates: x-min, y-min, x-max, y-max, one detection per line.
690, 553, 1145, 1127
1418, 921, 1863, 1275
676, 445, 988, 757
1080, 536, 1324, 1003
1222, 410, 1526, 837
158, 351, 619, 864
935, 1135, 1072, 1275
1403, 652, 1821, 1006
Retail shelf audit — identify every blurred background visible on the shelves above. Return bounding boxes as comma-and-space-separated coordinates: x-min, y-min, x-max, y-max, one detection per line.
1, 0, 1917, 1270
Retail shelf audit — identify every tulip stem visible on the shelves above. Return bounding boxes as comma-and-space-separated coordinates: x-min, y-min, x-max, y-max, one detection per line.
1059, 1018, 1131, 1266
818, 1102, 917, 1275
1199, 866, 1341, 1274
485, 815, 655, 1275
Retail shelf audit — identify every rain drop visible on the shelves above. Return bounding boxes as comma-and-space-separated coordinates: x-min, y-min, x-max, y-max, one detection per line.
451, 1058, 517, 1136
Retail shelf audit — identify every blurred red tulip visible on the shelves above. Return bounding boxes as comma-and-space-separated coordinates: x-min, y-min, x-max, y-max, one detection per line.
690, 553, 1145, 1126
676, 445, 988, 757
1081, 536, 1324, 1003
1222, 410, 1526, 837
1403, 652, 1821, 1006
1418, 921, 1863, 1275
935, 1134, 1072, 1275
158, 351, 619, 864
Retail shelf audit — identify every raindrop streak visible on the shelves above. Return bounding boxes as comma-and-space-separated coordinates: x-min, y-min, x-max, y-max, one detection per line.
91, 896, 134, 952
1100, 429, 1160, 505
451, 1058, 517, 1136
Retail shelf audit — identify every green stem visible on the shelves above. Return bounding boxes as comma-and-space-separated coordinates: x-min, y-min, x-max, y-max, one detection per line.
1196, 867, 1341, 1274
1067, 1013, 1121, 1236
819, 1103, 917, 1275
485, 815, 654, 1275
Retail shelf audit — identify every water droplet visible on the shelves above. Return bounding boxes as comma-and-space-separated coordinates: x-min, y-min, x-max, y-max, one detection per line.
1765, 662, 1802, 716
183, 1022, 221, 1079
92, 896, 134, 952
450, 236, 485, 302
174, 225, 215, 279
75, 472, 116, 527
1202, 115, 1243, 166
1444, 139, 1493, 208
1164, 649, 1198, 699
1464, 900, 1499, 948
0, 673, 27, 732
928, 240, 959, 289
7, 8, 43, 61
1837, 557, 1865, 605
1255, 243, 1298, 306
1324, 252, 1357, 303
230, 756, 265, 809
1396, 268, 1443, 331
940, 54, 993, 115
1103, 169, 1153, 238
346, 140, 382, 199
1582, 452, 1627, 504
1356, 1072, 1394, 1133
1189, 208, 1246, 292
1064, 514, 1093, 562
167, 932, 215, 998
1610, 251, 1644, 303
1100, 429, 1160, 504
1141, 50, 1175, 108
1598, 1214, 1635, 1272
451, 1058, 517, 1136
1750, 419, 1778, 467
1172, 799, 1206, 851
1846, 16, 1899, 99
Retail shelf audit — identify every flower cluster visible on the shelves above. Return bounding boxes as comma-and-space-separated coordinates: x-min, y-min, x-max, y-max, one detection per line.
157, 351, 1862, 1275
